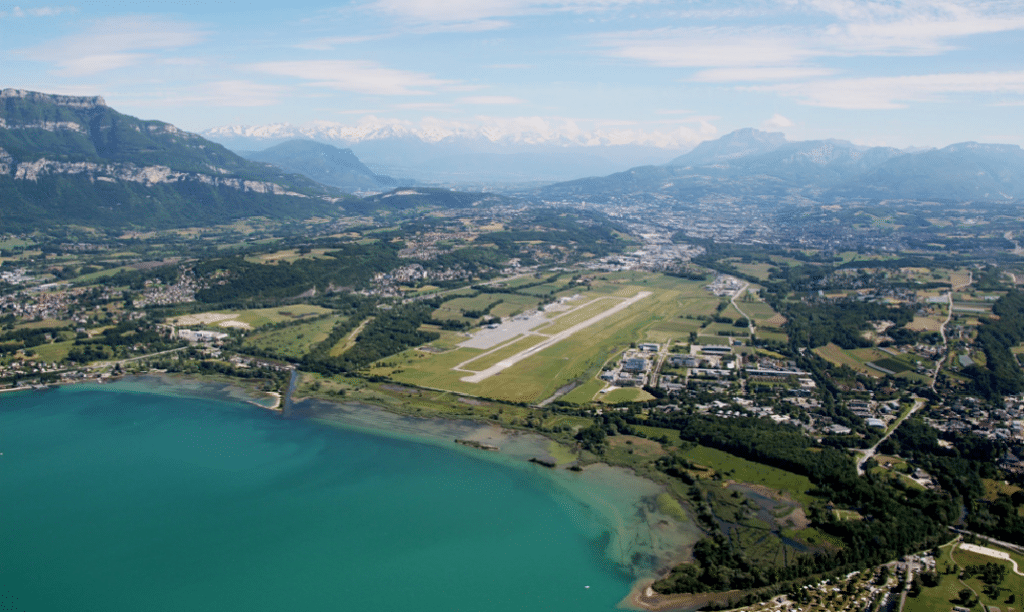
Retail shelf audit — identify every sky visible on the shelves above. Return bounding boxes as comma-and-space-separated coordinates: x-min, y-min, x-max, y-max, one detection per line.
4, 0, 1024, 150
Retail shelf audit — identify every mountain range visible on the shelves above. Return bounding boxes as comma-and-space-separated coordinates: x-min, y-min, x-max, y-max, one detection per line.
0, 89, 351, 230
202, 122, 680, 185
536, 128, 1024, 204
5, 88, 1024, 233
239, 140, 402, 194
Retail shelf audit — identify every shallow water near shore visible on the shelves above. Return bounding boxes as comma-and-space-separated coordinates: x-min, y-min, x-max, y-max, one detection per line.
1, 379, 699, 611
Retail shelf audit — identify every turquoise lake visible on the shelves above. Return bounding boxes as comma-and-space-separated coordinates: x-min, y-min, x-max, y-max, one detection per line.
1, 381, 694, 611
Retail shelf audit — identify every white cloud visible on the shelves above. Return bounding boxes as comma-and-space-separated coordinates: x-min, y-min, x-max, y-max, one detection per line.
762, 113, 794, 129
18, 16, 207, 75
118, 81, 286, 109
393, 102, 454, 110
813, 0, 1024, 57
294, 35, 390, 51
2, 5, 71, 18
751, 71, 1024, 109
693, 67, 837, 82
458, 95, 524, 105
198, 81, 285, 107
596, 1, 1024, 88
370, 0, 650, 28
249, 60, 455, 96
598, 28, 813, 68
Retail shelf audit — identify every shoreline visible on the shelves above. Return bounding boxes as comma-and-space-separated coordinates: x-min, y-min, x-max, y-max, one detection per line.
622, 580, 752, 612
27, 371, 703, 610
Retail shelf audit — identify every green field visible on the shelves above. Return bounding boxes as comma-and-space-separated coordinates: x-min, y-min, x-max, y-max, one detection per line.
873, 357, 913, 373
907, 542, 1024, 612
755, 330, 789, 344
434, 293, 507, 317
599, 387, 655, 403
231, 305, 335, 327
814, 343, 885, 377
678, 444, 816, 508
737, 301, 786, 327
730, 262, 774, 281
558, 378, 607, 404
30, 340, 74, 362
702, 321, 747, 336
243, 315, 344, 359
75, 265, 133, 283
489, 294, 544, 319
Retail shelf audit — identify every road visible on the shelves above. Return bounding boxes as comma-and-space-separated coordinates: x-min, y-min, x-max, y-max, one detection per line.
91, 346, 189, 370
856, 275, 966, 476
855, 397, 926, 475
730, 282, 755, 335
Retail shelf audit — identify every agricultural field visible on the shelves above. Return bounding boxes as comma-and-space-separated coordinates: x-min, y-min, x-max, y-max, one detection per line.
729, 261, 774, 281
720, 302, 750, 324
948, 270, 973, 290
377, 272, 721, 404
29, 339, 74, 363
702, 321, 748, 337
814, 343, 878, 375
737, 301, 786, 327
245, 248, 334, 265
755, 330, 789, 344
243, 315, 344, 360
906, 315, 947, 332
813, 344, 926, 379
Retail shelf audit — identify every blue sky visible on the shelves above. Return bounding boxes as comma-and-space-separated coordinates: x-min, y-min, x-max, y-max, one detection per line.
4, 0, 1024, 149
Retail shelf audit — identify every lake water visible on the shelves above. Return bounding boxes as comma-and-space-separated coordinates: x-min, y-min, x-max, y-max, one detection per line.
1, 381, 696, 611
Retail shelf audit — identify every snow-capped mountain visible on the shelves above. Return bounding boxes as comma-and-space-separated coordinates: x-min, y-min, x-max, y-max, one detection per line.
201, 118, 705, 185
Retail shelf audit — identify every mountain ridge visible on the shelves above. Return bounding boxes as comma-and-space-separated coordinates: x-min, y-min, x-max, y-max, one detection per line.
0, 89, 351, 230
536, 128, 1024, 204
240, 140, 402, 194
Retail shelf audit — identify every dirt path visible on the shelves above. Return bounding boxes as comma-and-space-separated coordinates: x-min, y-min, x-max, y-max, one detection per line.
332, 316, 373, 356
730, 282, 755, 334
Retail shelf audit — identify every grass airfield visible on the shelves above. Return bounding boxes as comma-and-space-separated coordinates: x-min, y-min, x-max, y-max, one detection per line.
372, 271, 724, 404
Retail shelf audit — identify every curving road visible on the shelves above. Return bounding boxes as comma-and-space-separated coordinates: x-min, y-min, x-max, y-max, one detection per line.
855, 398, 925, 476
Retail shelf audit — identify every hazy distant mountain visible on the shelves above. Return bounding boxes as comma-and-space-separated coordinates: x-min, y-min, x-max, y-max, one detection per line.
240, 140, 402, 193
0, 89, 349, 230
537, 128, 1024, 205
829, 142, 1024, 201
202, 122, 681, 185
667, 128, 787, 166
